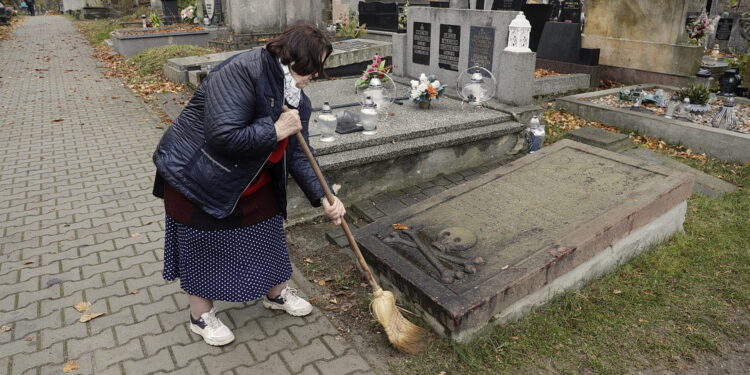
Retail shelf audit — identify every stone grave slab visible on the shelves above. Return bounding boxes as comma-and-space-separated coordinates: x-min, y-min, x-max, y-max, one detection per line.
355, 140, 694, 342
565, 126, 635, 152
304, 78, 514, 157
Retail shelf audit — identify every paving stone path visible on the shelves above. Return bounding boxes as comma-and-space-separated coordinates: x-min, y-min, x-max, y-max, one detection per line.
0, 16, 375, 375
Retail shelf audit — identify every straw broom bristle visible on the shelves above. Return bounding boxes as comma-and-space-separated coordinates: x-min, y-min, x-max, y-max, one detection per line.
370, 289, 428, 355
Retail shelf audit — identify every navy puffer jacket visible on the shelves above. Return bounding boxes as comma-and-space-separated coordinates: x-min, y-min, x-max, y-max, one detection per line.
152, 48, 327, 219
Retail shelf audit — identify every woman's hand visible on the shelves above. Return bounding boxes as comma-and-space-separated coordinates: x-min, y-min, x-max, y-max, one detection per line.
274, 107, 302, 141
322, 196, 346, 225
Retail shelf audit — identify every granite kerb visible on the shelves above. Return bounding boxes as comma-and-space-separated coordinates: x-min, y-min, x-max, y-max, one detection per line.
557, 84, 750, 163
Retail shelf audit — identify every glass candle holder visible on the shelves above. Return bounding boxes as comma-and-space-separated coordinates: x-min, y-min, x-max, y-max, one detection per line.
360, 97, 378, 136
318, 102, 337, 142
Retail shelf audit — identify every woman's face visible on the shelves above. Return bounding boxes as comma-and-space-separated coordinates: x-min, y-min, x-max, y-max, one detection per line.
289, 53, 327, 89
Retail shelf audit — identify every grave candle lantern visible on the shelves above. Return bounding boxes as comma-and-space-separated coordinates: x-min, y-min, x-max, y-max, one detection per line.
524, 115, 545, 153
363, 77, 387, 111
695, 67, 713, 90
711, 95, 738, 131
141, 15, 147, 29
664, 94, 680, 119
318, 102, 337, 142
504, 12, 531, 53
360, 97, 379, 136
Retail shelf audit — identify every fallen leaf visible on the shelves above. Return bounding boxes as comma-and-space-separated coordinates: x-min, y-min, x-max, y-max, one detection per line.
131, 232, 140, 237
20, 260, 34, 265
51, 118, 64, 122
360, 283, 368, 287
343, 265, 354, 272
613, 289, 622, 294
324, 305, 339, 311
24, 336, 33, 341
130, 290, 139, 294
638, 318, 648, 323
63, 360, 80, 373
73, 301, 91, 312
317, 280, 326, 286
302, 257, 314, 264
501, 265, 509, 270
329, 298, 338, 304
155, 125, 164, 129
391, 224, 409, 230
1, 325, 11, 332
340, 303, 353, 311
511, 336, 520, 340
79, 312, 106, 323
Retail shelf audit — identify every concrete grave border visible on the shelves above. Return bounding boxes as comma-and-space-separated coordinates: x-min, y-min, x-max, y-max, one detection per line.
111, 28, 215, 58
557, 84, 750, 163
533, 73, 590, 96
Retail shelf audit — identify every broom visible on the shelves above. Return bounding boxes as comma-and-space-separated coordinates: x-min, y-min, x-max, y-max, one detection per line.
291, 125, 427, 355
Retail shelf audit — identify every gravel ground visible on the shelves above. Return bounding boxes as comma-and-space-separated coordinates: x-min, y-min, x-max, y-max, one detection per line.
588, 89, 749, 134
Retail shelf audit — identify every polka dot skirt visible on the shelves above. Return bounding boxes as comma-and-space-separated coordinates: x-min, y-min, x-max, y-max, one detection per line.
163, 213, 293, 302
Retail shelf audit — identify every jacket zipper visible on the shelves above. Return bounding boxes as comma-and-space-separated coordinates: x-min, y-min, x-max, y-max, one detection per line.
228, 152, 272, 214
201, 148, 232, 173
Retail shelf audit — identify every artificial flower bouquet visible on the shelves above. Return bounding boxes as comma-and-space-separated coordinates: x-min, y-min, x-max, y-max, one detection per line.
355, 55, 392, 89
686, 11, 719, 45
409, 74, 445, 103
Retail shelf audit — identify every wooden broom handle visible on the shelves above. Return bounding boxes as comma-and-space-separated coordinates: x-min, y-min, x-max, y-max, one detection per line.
294, 132, 382, 292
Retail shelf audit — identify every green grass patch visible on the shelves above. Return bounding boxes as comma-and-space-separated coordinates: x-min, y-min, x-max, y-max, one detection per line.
391, 122, 750, 374
74, 19, 118, 45
127, 44, 214, 76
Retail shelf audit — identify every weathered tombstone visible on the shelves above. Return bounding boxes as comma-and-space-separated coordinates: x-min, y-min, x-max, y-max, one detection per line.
355, 140, 694, 342
558, 0, 581, 23
358, 1, 399, 33
438, 24, 461, 71
583, 0, 705, 83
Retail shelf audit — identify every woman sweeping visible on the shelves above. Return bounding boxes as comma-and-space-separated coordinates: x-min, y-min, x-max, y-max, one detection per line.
152, 23, 345, 346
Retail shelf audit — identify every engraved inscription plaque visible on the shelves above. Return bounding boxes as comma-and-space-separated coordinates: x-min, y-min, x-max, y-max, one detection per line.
468, 26, 495, 74
413, 22, 431, 66
438, 24, 461, 71
716, 18, 734, 41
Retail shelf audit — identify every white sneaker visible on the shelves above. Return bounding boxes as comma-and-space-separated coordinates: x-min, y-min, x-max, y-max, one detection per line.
262, 286, 313, 316
189, 308, 235, 346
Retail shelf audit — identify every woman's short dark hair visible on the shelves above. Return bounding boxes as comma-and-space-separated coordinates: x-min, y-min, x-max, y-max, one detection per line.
266, 23, 333, 77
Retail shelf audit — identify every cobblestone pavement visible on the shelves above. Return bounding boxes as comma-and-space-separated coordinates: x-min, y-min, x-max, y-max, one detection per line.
0, 16, 375, 375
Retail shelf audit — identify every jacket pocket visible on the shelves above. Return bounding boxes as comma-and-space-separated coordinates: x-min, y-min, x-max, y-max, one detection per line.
184, 146, 242, 200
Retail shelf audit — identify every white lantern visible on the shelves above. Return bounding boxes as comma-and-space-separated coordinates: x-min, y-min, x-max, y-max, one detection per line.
504, 12, 531, 53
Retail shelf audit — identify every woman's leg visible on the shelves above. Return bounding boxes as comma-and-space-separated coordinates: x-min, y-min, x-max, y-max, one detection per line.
266, 282, 288, 298
187, 294, 213, 319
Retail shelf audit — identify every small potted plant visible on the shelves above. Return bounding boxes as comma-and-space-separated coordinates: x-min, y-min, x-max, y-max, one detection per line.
409, 73, 444, 109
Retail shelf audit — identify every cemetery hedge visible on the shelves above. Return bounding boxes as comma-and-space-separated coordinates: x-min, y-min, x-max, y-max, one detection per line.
391, 115, 749, 375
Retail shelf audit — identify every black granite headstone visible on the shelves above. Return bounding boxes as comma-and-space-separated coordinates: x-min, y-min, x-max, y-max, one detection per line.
161, 0, 179, 25
413, 22, 431, 66
468, 26, 495, 74
358, 2, 399, 33
439, 24, 461, 71
559, 0, 581, 23
715, 17, 734, 41
537, 21, 580, 63
537, 21, 599, 66
521, 4, 552, 52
